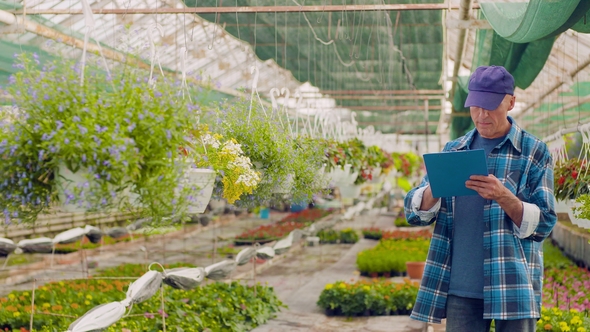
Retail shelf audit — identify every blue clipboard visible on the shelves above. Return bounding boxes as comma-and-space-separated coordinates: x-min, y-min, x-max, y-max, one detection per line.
423, 149, 488, 198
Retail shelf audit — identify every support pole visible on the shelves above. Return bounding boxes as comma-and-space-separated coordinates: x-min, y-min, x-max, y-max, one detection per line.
448, 0, 473, 104
424, 99, 430, 152
30, 278, 36, 331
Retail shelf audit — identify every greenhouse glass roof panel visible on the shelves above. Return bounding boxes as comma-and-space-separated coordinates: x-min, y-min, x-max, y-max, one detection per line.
5, 0, 590, 138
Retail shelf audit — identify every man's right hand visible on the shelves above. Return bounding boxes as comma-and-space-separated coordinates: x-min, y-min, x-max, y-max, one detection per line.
420, 185, 440, 211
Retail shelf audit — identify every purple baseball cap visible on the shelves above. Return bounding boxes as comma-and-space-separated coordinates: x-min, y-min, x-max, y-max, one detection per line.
464, 65, 515, 111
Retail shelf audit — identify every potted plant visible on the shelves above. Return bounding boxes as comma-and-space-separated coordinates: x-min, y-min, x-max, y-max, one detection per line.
554, 158, 590, 202
362, 227, 383, 240
339, 228, 359, 244
0, 53, 206, 224
392, 152, 423, 192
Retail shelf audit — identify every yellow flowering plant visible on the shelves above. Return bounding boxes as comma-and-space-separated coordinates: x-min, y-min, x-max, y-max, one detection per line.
186, 126, 261, 204
317, 279, 419, 316
536, 307, 590, 332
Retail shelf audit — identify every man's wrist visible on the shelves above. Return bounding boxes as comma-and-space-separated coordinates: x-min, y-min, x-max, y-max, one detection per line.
496, 188, 524, 225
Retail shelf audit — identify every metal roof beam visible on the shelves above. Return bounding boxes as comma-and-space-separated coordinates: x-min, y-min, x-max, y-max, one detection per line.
320, 89, 445, 95
347, 105, 441, 111
358, 121, 439, 126
303, 95, 444, 100
11, 4, 482, 15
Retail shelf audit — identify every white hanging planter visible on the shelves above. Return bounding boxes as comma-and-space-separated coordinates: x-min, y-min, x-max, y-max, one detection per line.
184, 168, 216, 214
272, 173, 294, 194
338, 183, 362, 199
328, 164, 357, 185
55, 163, 91, 213
554, 199, 569, 214
566, 199, 590, 229
56, 164, 138, 212
370, 167, 382, 182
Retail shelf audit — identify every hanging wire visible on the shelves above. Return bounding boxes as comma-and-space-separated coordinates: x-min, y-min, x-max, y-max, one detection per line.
576, 31, 581, 128
208, 0, 219, 49
284, 0, 288, 69
292, 0, 333, 45
560, 36, 568, 132
275, 0, 279, 88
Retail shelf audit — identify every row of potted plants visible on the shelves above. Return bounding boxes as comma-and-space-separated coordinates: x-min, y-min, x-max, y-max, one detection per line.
316, 279, 419, 316
234, 208, 332, 244
361, 228, 432, 241
356, 239, 430, 276
0, 263, 285, 331
539, 241, 590, 331
317, 228, 359, 244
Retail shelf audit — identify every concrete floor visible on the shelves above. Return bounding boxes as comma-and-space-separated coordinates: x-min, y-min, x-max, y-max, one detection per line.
251, 213, 446, 332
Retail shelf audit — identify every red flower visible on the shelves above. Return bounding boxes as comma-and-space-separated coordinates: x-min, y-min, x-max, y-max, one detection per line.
558, 176, 565, 185
572, 171, 578, 179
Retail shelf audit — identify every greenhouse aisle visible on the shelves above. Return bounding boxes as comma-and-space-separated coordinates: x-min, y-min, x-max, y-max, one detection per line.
251, 212, 444, 332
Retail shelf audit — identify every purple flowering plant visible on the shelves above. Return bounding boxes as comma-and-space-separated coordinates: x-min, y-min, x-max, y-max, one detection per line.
0, 53, 202, 224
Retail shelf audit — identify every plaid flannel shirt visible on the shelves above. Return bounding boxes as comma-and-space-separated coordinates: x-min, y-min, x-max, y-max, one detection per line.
404, 117, 556, 323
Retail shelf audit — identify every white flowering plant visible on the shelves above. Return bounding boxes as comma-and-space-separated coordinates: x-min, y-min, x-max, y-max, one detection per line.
203, 97, 327, 207
0, 53, 201, 224
186, 126, 261, 204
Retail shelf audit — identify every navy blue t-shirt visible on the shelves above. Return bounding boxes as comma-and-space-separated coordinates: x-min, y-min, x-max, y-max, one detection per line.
448, 132, 505, 299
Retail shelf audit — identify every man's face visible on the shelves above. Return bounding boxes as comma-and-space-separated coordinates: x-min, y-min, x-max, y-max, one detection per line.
469, 94, 516, 139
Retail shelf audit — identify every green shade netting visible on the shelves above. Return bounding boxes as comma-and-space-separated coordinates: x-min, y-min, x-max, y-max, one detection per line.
479, 0, 586, 43
521, 82, 590, 138
188, 0, 444, 134
0, 40, 56, 89
572, 12, 590, 33
449, 1, 584, 139
0, 38, 234, 106
451, 1, 590, 138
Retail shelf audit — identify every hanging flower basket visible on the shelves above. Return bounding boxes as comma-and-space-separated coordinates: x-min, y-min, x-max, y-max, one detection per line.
566, 199, 590, 228
184, 168, 216, 214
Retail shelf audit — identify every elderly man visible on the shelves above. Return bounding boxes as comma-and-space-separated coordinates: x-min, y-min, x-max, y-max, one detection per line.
404, 65, 556, 332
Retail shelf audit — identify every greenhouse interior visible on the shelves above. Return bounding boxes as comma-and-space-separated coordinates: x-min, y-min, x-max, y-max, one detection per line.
0, 0, 590, 331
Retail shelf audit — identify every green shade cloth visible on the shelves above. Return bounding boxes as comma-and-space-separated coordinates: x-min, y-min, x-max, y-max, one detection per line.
189, 0, 445, 134
480, 0, 580, 43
